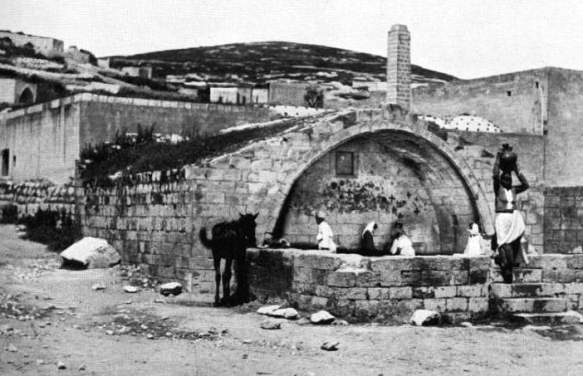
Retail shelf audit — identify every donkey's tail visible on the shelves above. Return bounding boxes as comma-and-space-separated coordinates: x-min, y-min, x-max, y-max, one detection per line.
199, 227, 213, 249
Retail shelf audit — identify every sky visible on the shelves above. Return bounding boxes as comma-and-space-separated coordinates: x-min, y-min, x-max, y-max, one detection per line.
2, 0, 583, 79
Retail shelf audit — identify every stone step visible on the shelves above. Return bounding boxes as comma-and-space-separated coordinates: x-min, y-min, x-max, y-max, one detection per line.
512, 310, 583, 326
490, 268, 542, 283
490, 283, 566, 298
497, 298, 568, 313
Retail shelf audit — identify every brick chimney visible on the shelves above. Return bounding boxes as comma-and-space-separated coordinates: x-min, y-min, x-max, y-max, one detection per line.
386, 24, 411, 111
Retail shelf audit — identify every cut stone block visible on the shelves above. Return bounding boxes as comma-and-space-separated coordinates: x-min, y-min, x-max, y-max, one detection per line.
512, 310, 583, 325
499, 298, 568, 313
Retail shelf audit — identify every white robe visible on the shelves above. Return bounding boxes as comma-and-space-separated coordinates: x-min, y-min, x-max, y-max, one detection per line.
390, 235, 415, 256
317, 221, 337, 252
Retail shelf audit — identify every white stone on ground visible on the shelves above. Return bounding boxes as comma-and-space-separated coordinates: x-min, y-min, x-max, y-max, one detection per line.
320, 340, 340, 351
60, 237, 121, 268
270, 308, 299, 320
123, 285, 140, 293
91, 283, 106, 291
310, 310, 335, 325
159, 282, 183, 296
257, 305, 281, 315
410, 309, 441, 326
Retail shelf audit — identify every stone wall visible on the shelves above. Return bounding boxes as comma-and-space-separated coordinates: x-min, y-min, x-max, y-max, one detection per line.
543, 187, 583, 253
249, 249, 583, 322
81, 170, 212, 292
248, 248, 490, 323
0, 180, 76, 216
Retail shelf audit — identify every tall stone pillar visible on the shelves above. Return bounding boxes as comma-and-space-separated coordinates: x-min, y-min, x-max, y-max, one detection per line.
386, 24, 411, 112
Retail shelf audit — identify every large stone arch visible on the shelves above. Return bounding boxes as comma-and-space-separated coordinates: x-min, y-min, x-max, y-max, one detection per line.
207, 108, 493, 252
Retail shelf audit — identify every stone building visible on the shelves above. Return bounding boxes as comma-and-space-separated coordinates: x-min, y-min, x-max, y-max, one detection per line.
0, 77, 37, 105
268, 81, 309, 106
0, 30, 64, 57
121, 66, 153, 79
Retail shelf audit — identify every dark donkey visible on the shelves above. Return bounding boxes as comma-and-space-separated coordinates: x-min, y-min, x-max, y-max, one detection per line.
199, 213, 258, 306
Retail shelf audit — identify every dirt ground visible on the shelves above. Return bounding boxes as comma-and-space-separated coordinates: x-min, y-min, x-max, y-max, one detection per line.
1, 225, 583, 376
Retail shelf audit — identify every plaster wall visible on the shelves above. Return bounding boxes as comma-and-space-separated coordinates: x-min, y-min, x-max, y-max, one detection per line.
0, 79, 17, 103
412, 69, 549, 134
545, 69, 583, 187
0, 31, 64, 56
268, 82, 308, 107
76, 95, 271, 146
0, 98, 81, 184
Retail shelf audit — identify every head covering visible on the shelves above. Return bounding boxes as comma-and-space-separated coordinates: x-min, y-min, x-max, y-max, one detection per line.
315, 210, 326, 220
468, 223, 480, 236
362, 221, 377, 237
468, 223, 480, 235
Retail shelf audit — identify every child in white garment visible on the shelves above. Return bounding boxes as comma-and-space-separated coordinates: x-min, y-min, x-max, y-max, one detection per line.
463, 222, 483, 257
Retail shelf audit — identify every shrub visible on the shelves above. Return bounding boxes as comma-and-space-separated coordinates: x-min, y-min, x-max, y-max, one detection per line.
18, 209, 82, 252
0, 204, 18, 224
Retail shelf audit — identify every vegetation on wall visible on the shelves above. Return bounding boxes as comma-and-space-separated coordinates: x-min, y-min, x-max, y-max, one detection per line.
80, 118, 303, 185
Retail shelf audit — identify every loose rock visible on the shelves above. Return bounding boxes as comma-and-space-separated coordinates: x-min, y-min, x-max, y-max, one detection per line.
7, 343, 18, 352
123, 285, 140, 293
296, 317, 311, 326
257, 305, 281, 315
159, 282, 183, 296
57, 361, 66, 370
260, 319, 282, 330
60, 237, 121, 268
91, 283, 106, 291
321, 340, 340, 351
310, 310, 335, 325
270, 308, 299, 320
411, 309, 441, 326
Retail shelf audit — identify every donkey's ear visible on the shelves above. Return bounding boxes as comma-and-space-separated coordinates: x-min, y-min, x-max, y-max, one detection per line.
253, 212, 259, 219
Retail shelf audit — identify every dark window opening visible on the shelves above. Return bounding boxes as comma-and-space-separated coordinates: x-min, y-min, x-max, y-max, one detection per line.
535, 81, 540, 89
506, 91, 512, 97
1, 149, 9, 176
335, 151, 356, 176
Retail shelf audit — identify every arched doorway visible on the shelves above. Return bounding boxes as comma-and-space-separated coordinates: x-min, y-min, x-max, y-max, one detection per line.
18, 87, 34, 105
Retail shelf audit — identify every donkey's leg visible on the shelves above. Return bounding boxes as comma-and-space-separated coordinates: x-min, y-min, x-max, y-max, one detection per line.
222, 257, 233, 304
234, 250, 249, 303
213, 256, 221, 306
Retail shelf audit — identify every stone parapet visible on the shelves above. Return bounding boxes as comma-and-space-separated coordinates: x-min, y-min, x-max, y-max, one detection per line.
248, 248, 490, 323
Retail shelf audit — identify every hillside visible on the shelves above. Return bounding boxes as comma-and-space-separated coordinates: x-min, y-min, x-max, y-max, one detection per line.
108, 41, 456, 85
